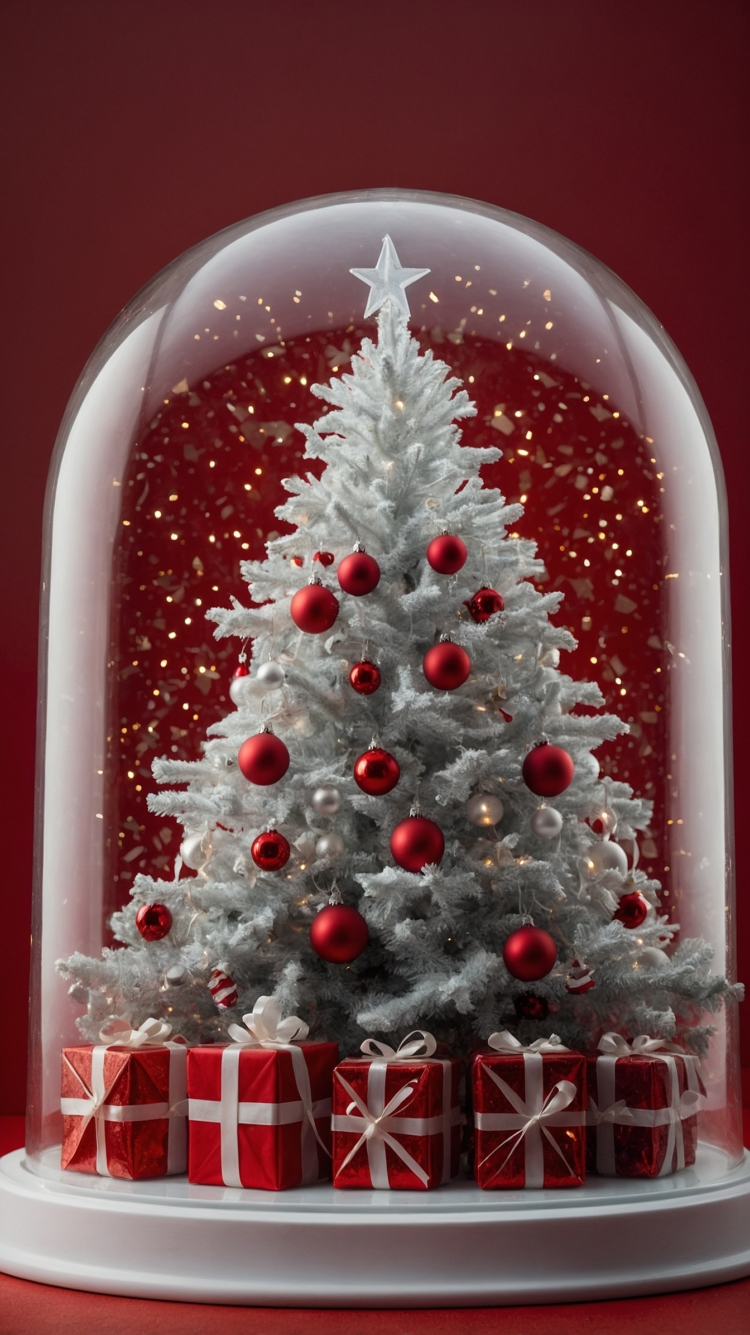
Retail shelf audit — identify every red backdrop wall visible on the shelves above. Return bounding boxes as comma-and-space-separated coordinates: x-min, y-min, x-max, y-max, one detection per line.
1, 0, 748, 1112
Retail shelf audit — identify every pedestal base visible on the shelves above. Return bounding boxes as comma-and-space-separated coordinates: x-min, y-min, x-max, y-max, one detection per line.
1, 1145, 749, 1306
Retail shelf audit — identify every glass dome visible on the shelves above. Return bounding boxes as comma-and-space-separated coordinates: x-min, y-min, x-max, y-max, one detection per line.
27, 188, 741, 1169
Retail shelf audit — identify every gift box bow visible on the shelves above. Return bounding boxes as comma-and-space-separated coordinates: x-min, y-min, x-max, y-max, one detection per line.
590, 1031, 703, 1176
226, 995, 309, 1047
487, 1030, 569, 1055
189, 996, 330, 1188
333, 1030, 460, 1188
60, 1018, 188, 1176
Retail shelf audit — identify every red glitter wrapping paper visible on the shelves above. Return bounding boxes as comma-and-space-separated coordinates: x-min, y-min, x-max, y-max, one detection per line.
187, 1041, 338, 1190
332, 1055, 462, 1190
60, 1041, 187, 1179
473, 1042, 587, 1189
586, 1035, 704, 1177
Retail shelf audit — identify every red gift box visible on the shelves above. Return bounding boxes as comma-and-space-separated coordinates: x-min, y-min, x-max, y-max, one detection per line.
331, 1032, 462, 1190
187, 998, 338, 1190
587, 1032, 704, 1177
60, 1018, 188, 1179
473, 1031, 587, 1189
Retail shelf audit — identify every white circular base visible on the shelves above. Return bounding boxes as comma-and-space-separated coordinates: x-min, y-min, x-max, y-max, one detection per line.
1, 1145, 749, 1306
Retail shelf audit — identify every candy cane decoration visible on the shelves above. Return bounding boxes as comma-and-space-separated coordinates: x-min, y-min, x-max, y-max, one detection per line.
208, 965, 238, 1009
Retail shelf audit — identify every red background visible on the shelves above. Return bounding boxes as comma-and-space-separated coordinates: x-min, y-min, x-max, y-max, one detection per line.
1, 0, 748, 1115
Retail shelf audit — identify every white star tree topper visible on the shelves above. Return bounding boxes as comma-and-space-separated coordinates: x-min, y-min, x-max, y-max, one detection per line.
350, 235, 430, 318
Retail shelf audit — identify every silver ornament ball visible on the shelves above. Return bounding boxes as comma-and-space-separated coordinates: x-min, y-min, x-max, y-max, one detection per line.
256, 660, 285, 690
639, 947, 670, 971
530, 805, 563, 839
229, 674, 252, 706
180, 831, 212, 870
312, 784, 342, 816
587, 838, 628, 877
315, 831, 345, 859
466, 793, 504, 827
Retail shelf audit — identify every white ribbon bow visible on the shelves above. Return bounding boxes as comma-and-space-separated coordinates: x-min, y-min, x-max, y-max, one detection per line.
477, 1067, 583, 1185
597, 1032, 685, 1058
592, 1031, 703, 1176
227, 995, 309, 1047
589, 1097, 633, 1126
487, 1030, 569, 1055
588, 1091, 701, 1127
360, 1030, 437, 1061
98, 1017, 181, 1048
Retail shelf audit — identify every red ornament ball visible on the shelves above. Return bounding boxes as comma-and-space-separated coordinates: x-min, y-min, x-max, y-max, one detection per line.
503, 925, 558, 981
426, 533, 467, 575
251, 828, 291, 871
337, 550, 381, 597
290, 555, 304, 568
614, 891, 649, 929
353, 747, 400, 795
232, 663, 249, 679
310, 904, 369, 963
514, 993, 549, 1021
522, 743, 574, 797
208, 966, 238, 1009
423, 640, 471, 691
238, 731, 290, 786
349, 660, 381, 695
291, 582, 339, 634
390, 815, 445, 872
465, 587, 504, 623
313, 550, 335, 567
135, 903, 172, 942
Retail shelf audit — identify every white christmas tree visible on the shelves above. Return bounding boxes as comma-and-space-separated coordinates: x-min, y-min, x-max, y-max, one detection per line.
60, 238, 738, 1056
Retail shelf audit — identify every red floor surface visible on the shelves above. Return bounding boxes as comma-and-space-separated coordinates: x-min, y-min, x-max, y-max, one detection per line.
1, 1111, 749, 1335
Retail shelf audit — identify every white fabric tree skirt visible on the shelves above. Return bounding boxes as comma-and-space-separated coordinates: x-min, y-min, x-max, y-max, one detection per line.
1, 1145, 749, 1306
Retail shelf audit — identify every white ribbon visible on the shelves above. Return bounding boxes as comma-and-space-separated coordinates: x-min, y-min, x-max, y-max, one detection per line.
331, 1031, 459, 1188
189, 996, 327, 1188
591, 1032, 703, 1176
487, 1030, 569, 1056
475, 1054, 585, 1187
61, 1018, 187, 1177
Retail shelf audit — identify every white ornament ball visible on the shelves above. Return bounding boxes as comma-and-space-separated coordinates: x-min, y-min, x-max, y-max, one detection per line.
530, 806, 563, 839
587, 839, 628, 877
312, 785, 342, 816
540, 647, 560, 668
229, 674, 252, 706
256, 660, 285, 690
639, 947, 670, 971
315, 832, 345, 859
466, 793, 504, 827
164, 964, 188, 988
180, 831, 212, 870
68, 983, 88, 1004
